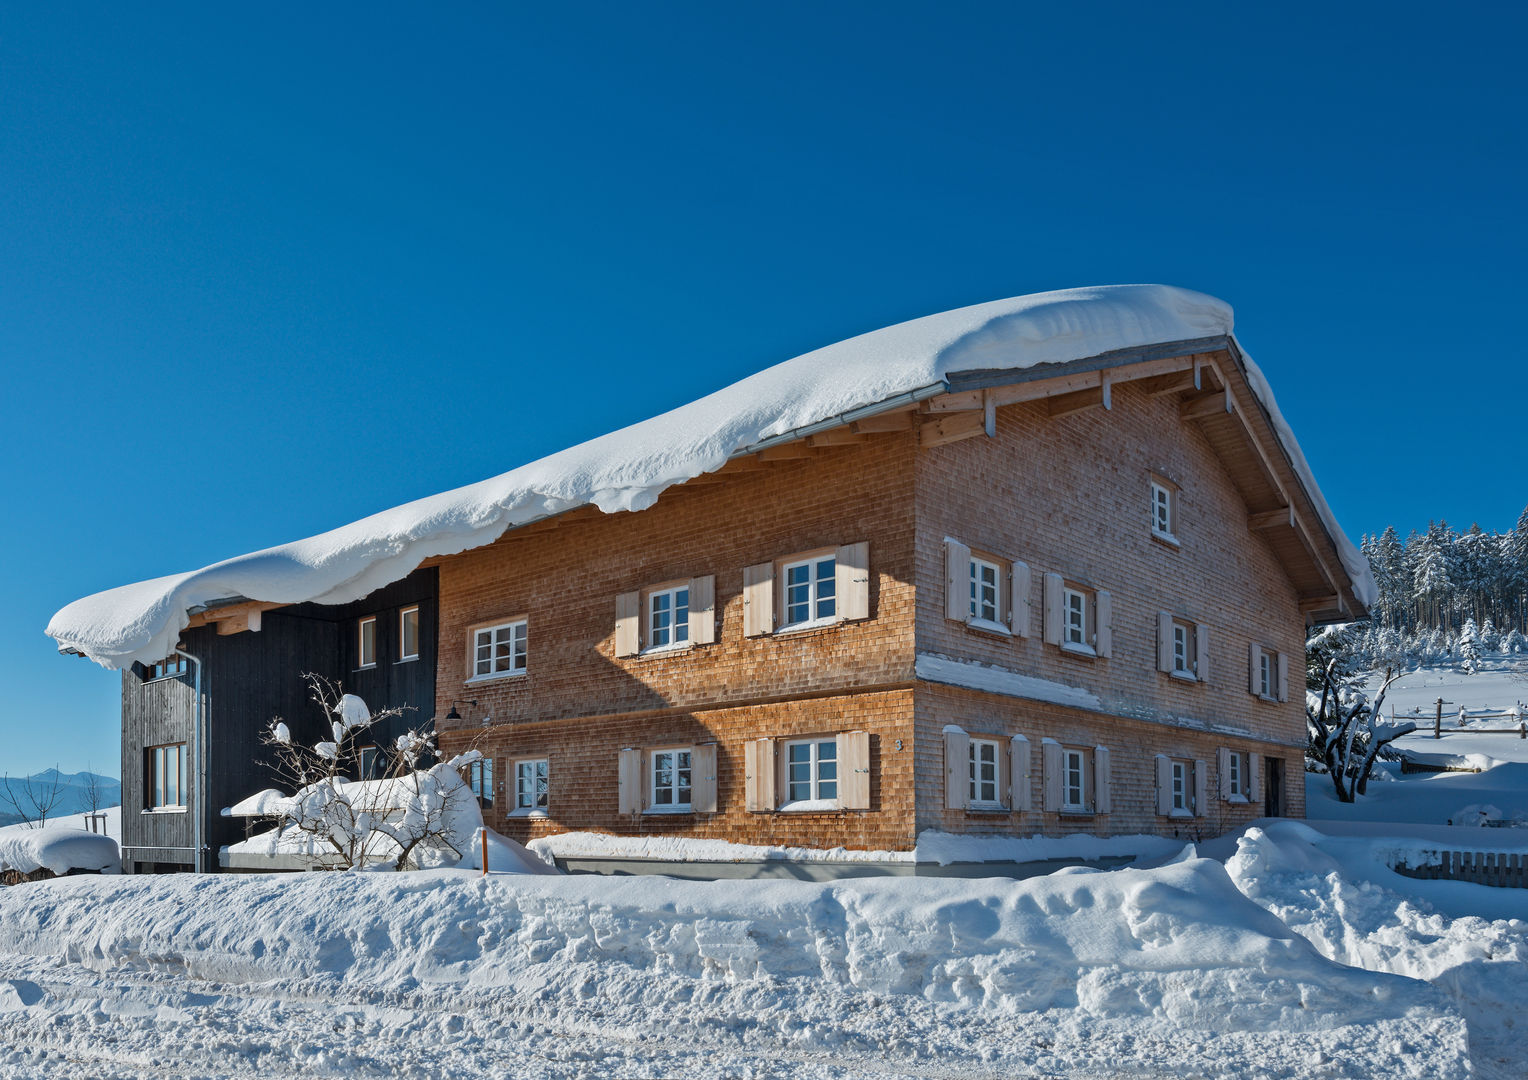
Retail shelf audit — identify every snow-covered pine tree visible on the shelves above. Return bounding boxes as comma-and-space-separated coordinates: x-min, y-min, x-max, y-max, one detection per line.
1458, 618, 1481, 674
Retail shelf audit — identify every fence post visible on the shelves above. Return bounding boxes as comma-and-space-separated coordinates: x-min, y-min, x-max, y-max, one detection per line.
1435, 698, 1443, 739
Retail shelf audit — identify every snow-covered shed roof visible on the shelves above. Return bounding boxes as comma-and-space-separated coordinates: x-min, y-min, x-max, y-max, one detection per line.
47, 284, 1375, 668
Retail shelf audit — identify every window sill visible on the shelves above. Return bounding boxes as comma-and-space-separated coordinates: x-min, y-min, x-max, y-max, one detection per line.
966, 803, 1010, 815
776, 618, 844, 637
778, 799, 839, 812
1255, 693, 1281, 704
355, 664, 377, 672
1169, 670, 1199, 683
507, 808, 549, 819
1151, 531, 1181, 549
964, 617, 1011, 637
395, 656, 419, 665
141, 807, 187, 815
1058, 808, 1095, 817
1059, 642, 1097, 659
644, 806, 694, 815
638, 643, 694, 659
1226, 794, 1250, 805
1165, 809, 1196, 819
466, 671, 527, 686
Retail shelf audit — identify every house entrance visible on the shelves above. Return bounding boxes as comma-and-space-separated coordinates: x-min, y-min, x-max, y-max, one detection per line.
1264, 757, 1285, 817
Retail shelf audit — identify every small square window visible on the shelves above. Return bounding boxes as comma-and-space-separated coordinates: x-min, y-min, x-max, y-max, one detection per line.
472, 620, 527, 679
399, 606, 420, 661
784, 738, 838, 803
782, 556, 837, 628
515, 758, 549, 811
646, 586, 690, 651
358, 617, 377, 668
650, 748, 693, 811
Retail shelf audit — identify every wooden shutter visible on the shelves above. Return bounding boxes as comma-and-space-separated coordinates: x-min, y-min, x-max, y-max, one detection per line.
617, 748, 642, 815
945, 539, 970, 621
1218, 747, 1232, 801
1009, 734, 1031, 811
1249, 752, 1263, 804
1155, 753, 1173, 816
1277, 653, 1289, 702
691, 742, 718, 813
1157, 611, 1174, 672
1194, 624, 1209, 684
744, 737, 776, 811
841, 730, 871, 810
1041, 739, 1062, 812
743, 563, 774, 637
1043, 573, 1064, 645
615, 592, 640, 658
1010, 560, 1031, 637
837, 542, 870, 622
1094, 745, 1112, 814
943, 727, 969, 810
1193, 759, 1208, 817
1248, 643, 1262, 695
689, 576, 716, 645
1095, 590, 1112, 657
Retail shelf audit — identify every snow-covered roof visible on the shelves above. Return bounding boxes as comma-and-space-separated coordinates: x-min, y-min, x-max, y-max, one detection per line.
0, 824, 120, 877
47, 284, 1374, 668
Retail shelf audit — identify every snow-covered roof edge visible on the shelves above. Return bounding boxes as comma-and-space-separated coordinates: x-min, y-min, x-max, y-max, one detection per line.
47, 284, 1374, 668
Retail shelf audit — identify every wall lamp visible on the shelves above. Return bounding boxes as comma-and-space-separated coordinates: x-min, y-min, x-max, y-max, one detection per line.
444, 699, 479, 721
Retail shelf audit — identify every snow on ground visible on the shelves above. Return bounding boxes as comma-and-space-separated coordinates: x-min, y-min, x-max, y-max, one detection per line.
0, 807, 121, 877
0, 851, 1473, 1079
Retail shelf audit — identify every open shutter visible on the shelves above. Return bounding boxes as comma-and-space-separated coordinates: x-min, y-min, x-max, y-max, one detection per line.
1193, 759, 1208, 817
1095, 590, 1112, 657
945, 539, 970, 621
691, 743, 718, 813
1094, 746, 1112, 814
615, 592, 640, 658
689, 576, 716, 645
1277, 653, 1289, 702
1218, 747, 1232, 801
618, 748, 642, 815
1157, 611, 1174, 672
1155, 753, 1173, 816
1009, 734, 1031, 811
1195, 624, 1209, 684
743, 563, 774, 637
744, 737, 776, 811
1248, 643, 1262, 695
1043, 573, 1064, 645
1249, 752, 1263, 804
841, 730, 871, 810
836, 542, 870, 622
1010, 560, 1031, 637
1041, 739, 1063, 812
943, 727, 970, 810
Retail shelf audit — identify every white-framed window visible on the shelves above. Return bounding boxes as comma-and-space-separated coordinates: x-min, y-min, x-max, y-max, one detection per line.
1260, 650, 1275, 698
784, 737, 839, 804
1171, 758, 1192, 814
358, 616, 377, 668
1063, 587, 1088, 648
650, 748, 693, 811
969, 557, 1001, 625
515, 758, 549, 812
1228, 750, 1246, 798
1150, 479, 1177, 541
968, 737, 1001, 807
471, 620, 527, 679
147, 743, 186, 809
466, 757, 494, 807
357, 744, 379, 780
1173, 621, 1192, 675
399, 606, 420, 661
646, 585, 690, 651
782, 555, 837, 628
1062, 747, 1090, 811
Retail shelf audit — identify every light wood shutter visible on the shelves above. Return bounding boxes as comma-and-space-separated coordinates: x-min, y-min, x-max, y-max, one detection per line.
618, 748, 642, 815
1095, 590, 1112, 657
1218, 747, 1232, 801
744, 737, 776, 811
615, 592, 640, 658
689, 576, 716, 645
945, 539, 970, 621
692, 742, 718, 813
1277, 653, 1289, 702
841, 730, 871, 810
1010, 560, 1031, 637
1248, 752, 1263, 804
1194, 624, 1209, 684
1043, 573, 1064, 645
943, 727, 970, 810
1009, 734, 1031, 811
1248, 643, 1262, 695
743, 563, 774, 637
837, 542, 870, 622
1094, 745, 1112, 814
1155, 753, 1173, 816
1193, 759, 1208, 817
1157, 611, 1174, 673
1041, 739, 1063, 812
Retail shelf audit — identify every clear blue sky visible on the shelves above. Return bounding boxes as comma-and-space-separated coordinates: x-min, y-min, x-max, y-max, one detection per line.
2, 3, 1524, 778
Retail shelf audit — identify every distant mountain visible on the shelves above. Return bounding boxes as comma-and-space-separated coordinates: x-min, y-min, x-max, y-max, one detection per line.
0, 770, 121, 820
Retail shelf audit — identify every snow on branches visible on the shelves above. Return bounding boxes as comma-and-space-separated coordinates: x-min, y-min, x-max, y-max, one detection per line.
1305, 625, 1416, 803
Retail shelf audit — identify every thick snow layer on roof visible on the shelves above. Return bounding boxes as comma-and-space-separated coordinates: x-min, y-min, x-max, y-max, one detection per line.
0, 824, 119, 876
47, 284, 1371, 668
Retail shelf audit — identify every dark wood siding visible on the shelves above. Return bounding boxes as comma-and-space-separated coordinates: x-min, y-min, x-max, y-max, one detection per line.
120, 665, 200, 867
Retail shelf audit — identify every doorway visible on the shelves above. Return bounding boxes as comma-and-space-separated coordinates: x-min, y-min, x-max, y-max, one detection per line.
1264, 757, 1285, 817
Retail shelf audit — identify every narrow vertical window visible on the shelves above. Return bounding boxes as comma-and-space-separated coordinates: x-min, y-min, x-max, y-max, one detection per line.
1229, 751, 1243, 797
1171, 760, 1189, 812
1151, 480, 1175, 538
467, 757, 494, 806
399, 606, 420, 661
1063, 588, 1088, 647
968, 738, 1000, 805
148, 743, 187, 808
515, 759, 549, 811
358, 617, 377, 668
1062, 748, 1088, 810
969, 558, 1001, 624
1260, 651, 1273, 697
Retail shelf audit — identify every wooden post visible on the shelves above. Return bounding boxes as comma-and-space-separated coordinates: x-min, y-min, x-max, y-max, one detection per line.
1435, 698, 1443, 739
481, 828, 489, 876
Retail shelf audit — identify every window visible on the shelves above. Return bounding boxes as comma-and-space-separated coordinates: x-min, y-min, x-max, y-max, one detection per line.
784, 738, 838, 804
466, 756, 494, 807
147, 743, 186, 809
1063, 587, 1088, 647
1170, 759, 1192, 814
1260, 651, 1274, 697
399, 606, 420, 661
646, 586, 690, 651
1250, 643, 1286, 701
1150, 479, 1177, 541
1044, 573, 1111, 657
782, 555, 836, 628
968, 738, 1000, 806
357, 745, 379, 780
1228, 750, 1246, 798
145, 655, 187, 681
358, 616, 377, 668
515, 758, 549, 812
1172, 622, 1190, 674
650, 748, 693, 810
1062, 747, 1090, 811
472, 620, 527, 679
969, 557, 1001, 625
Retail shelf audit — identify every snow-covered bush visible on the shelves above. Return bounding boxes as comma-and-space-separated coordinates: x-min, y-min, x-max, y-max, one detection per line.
1503, 628, 1526, 655
1304, 624, 1414, 802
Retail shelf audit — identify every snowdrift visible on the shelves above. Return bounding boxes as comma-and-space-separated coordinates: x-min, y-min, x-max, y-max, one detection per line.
46, 284, 1373, 668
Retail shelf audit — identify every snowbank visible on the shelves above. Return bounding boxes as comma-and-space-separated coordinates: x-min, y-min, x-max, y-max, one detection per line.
47, 284, 1372, 668
0, 825, 119, 877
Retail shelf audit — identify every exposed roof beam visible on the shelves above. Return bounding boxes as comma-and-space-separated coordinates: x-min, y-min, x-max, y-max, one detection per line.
1179, 387, 1232, 421
919, 409, 988, 448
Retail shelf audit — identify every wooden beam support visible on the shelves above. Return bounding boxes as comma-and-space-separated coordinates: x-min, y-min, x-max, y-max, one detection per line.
989, 370, 1102, 408
1180, 388, 1232, 421
756, 443, 814, 462
919, 409, 987, 448
851, 409, 915, 433
1045, 385, 1106, 418
1298, 594, 1341, 615
922, 389, 985, 413
1138, 370, 1197, 397
1248, 506, 1294, 531
807, 429, 867, 447
188, 601, 279, 633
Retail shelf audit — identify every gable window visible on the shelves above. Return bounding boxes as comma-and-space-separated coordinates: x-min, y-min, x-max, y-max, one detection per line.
147, 743, 186, 809
783, 555, 837, 629
358, 617, 377, 669
471, 620, 527, 680
515, 758, 549, 813
399, 606, 420, 662
1150, 478, 1178, 543
647, 586, 690, 651
969, 557, 1001, 625
465, 756, 494, 807
650, 748, 693, 811
784, 737, 838, 805
968, 738, 1001, 807
1062, 747, 1090, 811
145, 655, 187, 681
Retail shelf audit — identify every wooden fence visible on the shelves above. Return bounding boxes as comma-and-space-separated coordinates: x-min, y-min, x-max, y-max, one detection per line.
1390, 849, 1528, 889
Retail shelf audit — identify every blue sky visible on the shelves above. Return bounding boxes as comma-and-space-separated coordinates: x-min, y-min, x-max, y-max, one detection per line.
1, 3, 1524, 778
